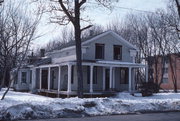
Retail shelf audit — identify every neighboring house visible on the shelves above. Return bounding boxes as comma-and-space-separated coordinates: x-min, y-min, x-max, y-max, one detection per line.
12, 30, 147, 97
147, 53, 180, 90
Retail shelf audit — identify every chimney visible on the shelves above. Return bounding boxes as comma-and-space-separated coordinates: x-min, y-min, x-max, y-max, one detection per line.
40, 49, 45, 57
31, 52, 34, 57
89, 30, 94, 36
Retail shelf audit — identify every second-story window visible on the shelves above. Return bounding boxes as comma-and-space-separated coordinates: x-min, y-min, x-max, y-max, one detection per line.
114, 45, 122, 60
163, 67, 168, 74
95, 43, 104, 59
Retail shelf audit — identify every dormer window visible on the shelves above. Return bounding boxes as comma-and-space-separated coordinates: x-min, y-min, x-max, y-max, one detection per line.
114, 45, 122, 60
95, 43, 104, 59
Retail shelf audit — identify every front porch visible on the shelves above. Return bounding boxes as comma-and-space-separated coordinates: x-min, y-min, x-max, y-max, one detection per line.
37, 89, 117, 98
32, 61, 147, 97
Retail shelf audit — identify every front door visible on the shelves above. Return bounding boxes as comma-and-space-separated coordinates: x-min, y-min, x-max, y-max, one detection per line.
42, 70, 48, 89
105, 69, 110, 90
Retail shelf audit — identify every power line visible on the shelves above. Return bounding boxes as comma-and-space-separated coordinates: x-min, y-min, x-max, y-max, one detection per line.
87, 1, 155, 14
113, 5, 155, 13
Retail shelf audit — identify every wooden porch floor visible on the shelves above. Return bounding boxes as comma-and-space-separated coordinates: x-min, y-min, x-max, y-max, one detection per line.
37, 89, 117, 98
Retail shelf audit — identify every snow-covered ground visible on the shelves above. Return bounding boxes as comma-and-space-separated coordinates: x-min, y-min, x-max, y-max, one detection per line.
0, 89, 180, 120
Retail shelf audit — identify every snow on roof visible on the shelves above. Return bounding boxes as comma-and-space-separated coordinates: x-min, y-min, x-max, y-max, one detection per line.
97, 61, 145, 67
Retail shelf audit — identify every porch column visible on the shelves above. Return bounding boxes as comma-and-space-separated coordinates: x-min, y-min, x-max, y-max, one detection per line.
102, 67, 105, 91
128, 67, 132, 93
145, 66, 148, 82
31, 68, 36, 90
39, 68, 42, 90
131, 68, 135, 95
48, 67, 50, 90
67, 64, 72, 93
109, 66, 113, 89
58, 66, 61, 92
113, 68, 115, 89
90, 65, 94, 93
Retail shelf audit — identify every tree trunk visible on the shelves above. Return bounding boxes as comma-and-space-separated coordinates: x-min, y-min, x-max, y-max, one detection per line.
175, 0, 180, 18
74, 0, 83, 98
0, 66, 7, 91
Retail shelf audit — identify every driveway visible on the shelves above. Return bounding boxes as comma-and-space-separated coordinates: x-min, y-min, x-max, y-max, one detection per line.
21, 112, 180, 121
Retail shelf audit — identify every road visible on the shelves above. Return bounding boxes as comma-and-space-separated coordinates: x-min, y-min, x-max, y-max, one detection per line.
21, 112, 180, 121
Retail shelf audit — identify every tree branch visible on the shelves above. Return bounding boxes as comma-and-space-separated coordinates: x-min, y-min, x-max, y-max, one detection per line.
79, 0, 86, 7
81, 25, 93, 32
58, 0, 75, 24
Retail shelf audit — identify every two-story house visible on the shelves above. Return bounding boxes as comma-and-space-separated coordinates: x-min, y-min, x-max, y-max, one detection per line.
12, 30, 147, 97
148, 53, 180, 90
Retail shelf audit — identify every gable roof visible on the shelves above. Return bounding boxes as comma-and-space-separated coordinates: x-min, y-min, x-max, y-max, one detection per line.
50, 30, 137, 54
82, 30, 137, 50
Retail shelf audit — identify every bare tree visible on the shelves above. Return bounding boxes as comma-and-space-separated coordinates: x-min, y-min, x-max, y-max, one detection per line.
106, 3, 180, 91
0, 0, 42, 99
35, 0, 118, 98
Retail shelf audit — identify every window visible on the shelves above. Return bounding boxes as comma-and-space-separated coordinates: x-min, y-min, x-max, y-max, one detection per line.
163, 67, 168, 73
93, 66, 98, 84
162, 78, 168, 83
165, 57, 169, 64
114, 45, 122, 60
14, 74, 18, 84
87, 66, 90, 84
30, 70, 32, 84
51, 70, 55, 88
21, 72, 27, 83
95, 43, 104, 59
120, 68, 128, 84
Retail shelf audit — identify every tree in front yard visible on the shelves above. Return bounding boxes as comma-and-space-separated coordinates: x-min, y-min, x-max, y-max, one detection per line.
0, 0, 42, 100
35, 0, 118, 98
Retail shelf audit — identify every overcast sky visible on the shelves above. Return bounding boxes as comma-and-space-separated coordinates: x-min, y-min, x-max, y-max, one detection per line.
32, 0, 169, 49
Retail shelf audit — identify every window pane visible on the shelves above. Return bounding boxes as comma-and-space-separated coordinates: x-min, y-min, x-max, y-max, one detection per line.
163, 68, 168, 73
93, 67, 97, 84
87, 66, 90, 84
95, 44, 104, 59
21, 72, 27, 83
71, 66, 74, 84
120, 68, 128, 84
114, 45, 122, 60
30, 70, 32, 84
162, 78, 168, 83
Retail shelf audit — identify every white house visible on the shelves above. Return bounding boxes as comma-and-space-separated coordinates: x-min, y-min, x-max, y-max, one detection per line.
12, 30, 148, 97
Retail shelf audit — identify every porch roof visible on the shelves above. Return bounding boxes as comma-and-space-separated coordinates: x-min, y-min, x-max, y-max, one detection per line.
36, 60, 146, 69
96, 60, 146, 67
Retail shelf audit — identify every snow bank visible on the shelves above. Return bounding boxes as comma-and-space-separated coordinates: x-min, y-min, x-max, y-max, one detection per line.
0, 90, 180, 120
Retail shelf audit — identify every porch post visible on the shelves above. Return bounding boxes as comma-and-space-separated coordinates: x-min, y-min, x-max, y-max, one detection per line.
48, 67, 50, 90
90, 65, 94, 93
58, 66, 61, 92
128, 67, 132, 93
145, 66, 148, 82
31, 68, 36, 90
109, 66, 113, 89
67, 64, 72, 94
102, 67, 105, 91
131, 68, 135, 95
113, 68, 115, 89
39, 68, 42, 90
